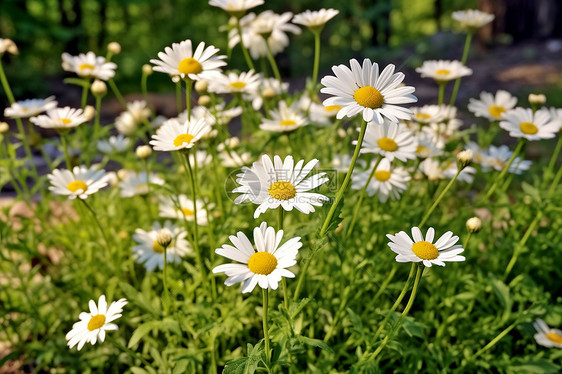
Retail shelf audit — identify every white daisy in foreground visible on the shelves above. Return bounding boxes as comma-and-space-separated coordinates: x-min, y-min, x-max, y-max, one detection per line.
97, 135, 130, 154
533, 319, 562, 349
159, 194, 210, 225
66, 295, 127, 351
499, 107, 558, 141
387, 227, 465, 267
208, 70, 260, 95
132, 221, 191, 271
468, 90, 517, 121
234, 154, 329, 218
30, 107, 89, 130
150, 118, 211, 151
62, 52, 117, 81
321, 58, 417, 124
118, 171, 164, 197
416, 60, 472, 83
359, 120, 417, 162
452, 9, 495, 30
259, 101, 308, 132
481, 145, 532, 174
410, 105, 449, 125
352, 158, 410, 202
48, 166, 109, 200
4, 96, 57, 118
150, 39, 226, 81
292, 8, 339, 30
213, 222, 301, 293
208, 0, 263, 15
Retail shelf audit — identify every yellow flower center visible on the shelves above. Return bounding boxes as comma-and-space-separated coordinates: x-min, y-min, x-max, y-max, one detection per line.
435, 69, 451, 75
173, 133, 195, 147
280, 120, 296, 126
247, 252, 278, 275
268, 181, 297, 200
228, 81, 246, 90
87, 314, 106, 331
412, 241, 439, 260
79, 63, 95, 71
415, 113, 432, 120
417, 145, 429, 155
374, 170, 391, 182
546, 332, 562, 344
353, 86, 384, 109
178, 58, 203, 75
377, 137, 398, 152
520, 121, 538, 135
67, 180, 87, 193
181, 208, 194, 216
135, 183, 148, 191
152, 241, 166, 253
488, 105, 506, 119
325, 105, 342, 112
61, 118, 72, 125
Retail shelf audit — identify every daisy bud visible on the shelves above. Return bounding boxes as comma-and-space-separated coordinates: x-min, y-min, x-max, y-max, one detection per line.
83, 105, 96, 121
91, 79, 107, 97
456, 149, 473, 170
156, 228, 173, 249
0, 122, 9, 133
0, 39, 18, 55
107, 42, 122, 55
198, 95, 211, 107
262, 87, 276, 98
118, 230, 129, 240
528, 93, 546, 105
142, 64, 153, 76
171, 75, 181, 83
194, 79, 208, 93
136, 145, 152, 159
466, 217, 482, 233
117, 169, 130, 180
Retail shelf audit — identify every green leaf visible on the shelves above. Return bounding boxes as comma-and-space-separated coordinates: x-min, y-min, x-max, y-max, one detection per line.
297, 336, 333, 353
509, 358, 560, 374
489, 275, 512, 311
128, 321, 162, 348
223, 343, 262, 374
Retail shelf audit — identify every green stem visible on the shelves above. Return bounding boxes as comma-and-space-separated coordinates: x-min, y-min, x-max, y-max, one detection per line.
449, 32, 473, 106
60, 132, 72, 169
264, 38, 282, 83
462, 232, 472, 250
185, 79, 193, 120
81, 82, 90, 109
368, 265, 423, 361
91, 95, 102, 166
548, 162, 562, 196
262, 288, 271, 367
419, 168, 461, 228
346, 156, 381, 237
175, 81, 182, 114
141, 71, 152, 114
438, 83, 446, 106
471, 321, 517, 360
503, 211, 542, 279
236, 20, 255, 71
80, 199, 111, 253
542, 136, 562, 188
162, 244, 169, 312
311, 30, 321, 86
483, 139, 525, 201
142, 160, 153, 222
108, 78, 126, 108
277, 208, 289, 311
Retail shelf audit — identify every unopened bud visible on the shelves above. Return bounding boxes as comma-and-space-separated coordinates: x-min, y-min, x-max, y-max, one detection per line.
171, 75, 181, 83
466, 217, 482, 233
142, 64, 153, 76
194, 79, 208, 93
91, 79, 107, 97
83, 105, 96, 121
262, 87, 276, 98
1, 39, 18, 55
107, 42, 121, 55
528, 93, 546, 105
156, 228, 173, 249
118, 230, 129, 240
136, 145, 152, 159
0, 122, 9, 133
198, 95, 211, 107
456, 149, 473, 170
117, 169, 130, 180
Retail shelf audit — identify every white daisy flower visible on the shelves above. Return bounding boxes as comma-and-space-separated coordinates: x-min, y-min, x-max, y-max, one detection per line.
48, 166, 109, 200
4, 96, 57, 118
66, 295, 127, 351
499, 107, 559, 140
114, 112, 139, 136
259, 101, 308, 132
443, 161, 476, 183
30, 107, 89, 130
546, 107, 562, 130
468, 90, 517, 121
299, 95, 339, 126
416, 60, 472, 83
386, 227, 465, 267
321, 58, 417, 124
352, 158, 410, 202
358, 120, 417, 162
97, 135, 130, 154
292, 9, 339, 30
419, 158, 445, 181
533, 319, 562, 349
150, 118, 211, 152
251, 76, 290, 110
208, 69, 260, 95
118, 171, 164, 197
234, 154, 329, 218
178, 104, 243, 127
410, 105, 450, 125
125, 100, 151, 122
452, 9, 495, 30
219, 149, 252, 167
159, 194, 210, 225
188, 149, 212, 168
213, 222, 301, 293
208, 0, 263, 15
480, 145, 532, 174
415, 132, 443, 158
62, 52, 117, 81
422, 118, 461, 146
150, 39, 227, 81
132, 221, 191, 271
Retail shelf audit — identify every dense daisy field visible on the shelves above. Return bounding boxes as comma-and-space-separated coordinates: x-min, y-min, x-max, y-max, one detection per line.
1, 1, 562, 373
